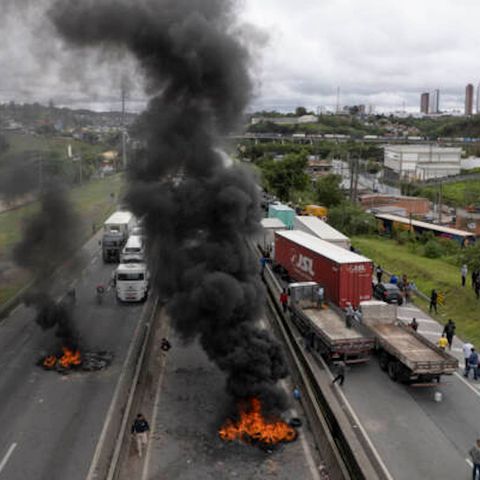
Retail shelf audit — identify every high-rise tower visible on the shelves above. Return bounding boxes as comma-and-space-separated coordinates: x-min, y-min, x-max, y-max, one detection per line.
420, 92, 430, 114
465, 84, 474, 115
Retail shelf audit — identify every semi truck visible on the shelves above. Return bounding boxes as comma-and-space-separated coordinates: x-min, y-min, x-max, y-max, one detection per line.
113, 263, 149, 302
288, 282, 375, 364
102, 211, 136, 263
361, 300, 458, 384
274, 230, 373, 308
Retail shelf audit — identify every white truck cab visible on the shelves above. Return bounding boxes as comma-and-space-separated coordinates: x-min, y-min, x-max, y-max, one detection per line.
114, 263, 149, 302
120, 235, 145, 263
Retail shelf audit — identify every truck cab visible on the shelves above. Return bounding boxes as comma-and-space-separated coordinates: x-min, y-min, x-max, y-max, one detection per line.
102, 231, 126, 263
114, 263, 149, 302
120, 235, 145, 264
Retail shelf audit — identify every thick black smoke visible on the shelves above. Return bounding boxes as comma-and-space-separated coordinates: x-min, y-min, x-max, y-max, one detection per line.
51, 0, 288, 411
14, 184, 81, 345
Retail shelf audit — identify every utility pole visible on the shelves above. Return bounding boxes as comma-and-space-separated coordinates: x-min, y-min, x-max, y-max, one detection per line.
121, 83, 127, 170
438, 181, 443, 224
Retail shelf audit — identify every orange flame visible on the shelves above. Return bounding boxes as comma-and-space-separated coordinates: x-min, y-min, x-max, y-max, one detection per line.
219, 398, 297, 446
43, 355, 57, 369
58, 347, 81, 368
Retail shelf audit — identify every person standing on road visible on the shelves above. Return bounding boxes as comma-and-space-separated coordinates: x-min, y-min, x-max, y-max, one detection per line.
469, 438, 480, 480
316, 285, 324, 309
462, 264, 468, 287
443, 319, 456, 350
131, 413, 150, 458
375, 265, 383, 284
463, 342, 474, 370
429, 289, 438, 314
345, 303, 354, 329
465, 348, 479, 380
332, 361, 346, 386
280, 288, 289, 313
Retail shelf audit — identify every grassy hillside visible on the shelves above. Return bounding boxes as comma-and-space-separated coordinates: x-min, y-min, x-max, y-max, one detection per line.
353, 235, 480, 346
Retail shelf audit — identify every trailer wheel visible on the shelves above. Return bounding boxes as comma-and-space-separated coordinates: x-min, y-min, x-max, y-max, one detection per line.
387, 361, 399, 382
379, 352, 390, 371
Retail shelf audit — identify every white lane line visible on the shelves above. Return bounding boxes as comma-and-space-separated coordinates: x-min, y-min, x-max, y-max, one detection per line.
454, 372, 480, 398
279, 380, 321, 480
90, 257, 98, 265
319, 356, 395, 480
397, 316, 437, 325
418, 330, 441, 336
0, 443, 17, 474
86, 300, 149, 480
142, 327, 170, 480
466, 458, 473, 468
399, 306, 421, 312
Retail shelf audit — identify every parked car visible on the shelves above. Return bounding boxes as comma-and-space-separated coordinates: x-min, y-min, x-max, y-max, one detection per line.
374, 283, 403, 305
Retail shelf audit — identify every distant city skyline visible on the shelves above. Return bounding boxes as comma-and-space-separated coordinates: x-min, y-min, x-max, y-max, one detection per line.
2, 1, 480, 114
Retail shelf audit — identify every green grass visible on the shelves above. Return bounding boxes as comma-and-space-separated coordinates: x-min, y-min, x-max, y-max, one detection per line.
2, 132, 107, 161
353, 235, 480, 346
0, 174, 125, 307
421, 180, 480, 207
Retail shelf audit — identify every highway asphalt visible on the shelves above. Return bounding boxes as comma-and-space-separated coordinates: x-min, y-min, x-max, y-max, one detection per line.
0, 234, 145, 480
336, 302, 478, 480
118, 318, 323, 480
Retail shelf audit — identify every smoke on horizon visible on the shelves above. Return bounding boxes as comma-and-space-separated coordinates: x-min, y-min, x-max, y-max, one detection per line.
50, 0, 289, 412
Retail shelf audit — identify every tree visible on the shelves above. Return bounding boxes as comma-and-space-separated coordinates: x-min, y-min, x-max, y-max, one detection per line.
260, 152, 310, 202
295, 106, 307, 117
315, 174, 344, 208
328, 202, 376, 236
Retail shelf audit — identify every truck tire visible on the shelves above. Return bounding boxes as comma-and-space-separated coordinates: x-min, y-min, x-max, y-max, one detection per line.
379, 352, 390, 371
387, 361, 399, 382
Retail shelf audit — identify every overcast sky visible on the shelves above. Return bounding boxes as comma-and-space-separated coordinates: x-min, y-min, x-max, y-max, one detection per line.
1, 0, 480, 113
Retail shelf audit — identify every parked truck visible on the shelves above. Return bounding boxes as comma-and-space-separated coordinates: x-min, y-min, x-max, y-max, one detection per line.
274, 230, 373, 308
288, 282, 375, 364
102, 211, 136, 263
113, 262, 149, 302
361, 300, 458, 384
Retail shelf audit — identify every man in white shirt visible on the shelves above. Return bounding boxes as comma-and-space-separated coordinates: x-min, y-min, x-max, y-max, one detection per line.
463, 342, 474, 370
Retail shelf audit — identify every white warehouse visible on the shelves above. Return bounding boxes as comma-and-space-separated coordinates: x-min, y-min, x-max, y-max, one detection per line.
384, 145, 462, 181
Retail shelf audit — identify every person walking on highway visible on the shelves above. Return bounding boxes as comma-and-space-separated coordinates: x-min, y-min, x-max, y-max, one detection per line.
438, 333, 448, 351
375, 265, 383, 284
443, 319, 456, 350
429, 289, 438, 314
345, 303, 354, 329
465, 348, 479, 380
463, 342, 474, 370
462, 264, 468, 287
260, 255, 267, 276
332, 361, 346, 386
316, 285, 324, 309
469, 438, 480, 480
409, 318, 419, 332
131, 413, 150, 458
280, 289, 289, 313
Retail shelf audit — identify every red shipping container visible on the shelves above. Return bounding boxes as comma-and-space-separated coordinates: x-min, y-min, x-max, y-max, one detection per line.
275, 230, 373, 308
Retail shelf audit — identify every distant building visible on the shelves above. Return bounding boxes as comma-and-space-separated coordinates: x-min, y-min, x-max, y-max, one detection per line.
477, 83, 480, 114
250, 115, 318, 125
429, 89, 440, 114
465, 84, 474, 115
306, 157, 332, 178
420, 92, 430, 114
384, 145, 462, 181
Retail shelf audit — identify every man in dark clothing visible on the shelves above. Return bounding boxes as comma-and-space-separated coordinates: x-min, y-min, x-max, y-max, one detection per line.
131, 413, 150, 457
472, 270, 479, 290
469, 438, 480, 480
409, 318, 419, 332
332, 361, 346, 386
429, 289, 438, 314
443, 319, 456, 350
465, 348, 479, 381
161, 338, 171, 352
375, 265, 383, 284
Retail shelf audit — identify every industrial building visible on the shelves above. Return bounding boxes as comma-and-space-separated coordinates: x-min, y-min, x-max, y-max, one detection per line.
384, 145, 462, 181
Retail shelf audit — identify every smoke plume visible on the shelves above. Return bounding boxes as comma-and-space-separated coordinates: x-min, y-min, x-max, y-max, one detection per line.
14, 184, 81, 345
51, 0, 288, 411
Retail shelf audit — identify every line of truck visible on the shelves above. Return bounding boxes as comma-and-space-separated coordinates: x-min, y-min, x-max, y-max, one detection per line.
101, 211, 149, 303
260, 209, 458, 385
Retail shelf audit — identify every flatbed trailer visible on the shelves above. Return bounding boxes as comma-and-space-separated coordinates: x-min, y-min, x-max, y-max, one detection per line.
361, 300, 458, 383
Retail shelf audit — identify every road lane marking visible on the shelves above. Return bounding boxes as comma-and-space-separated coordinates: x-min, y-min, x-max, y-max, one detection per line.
0, 443, 17, 474
454, 372, 480, 398
319, 356, 396, 480
279, 379, 321, 480
86, 300, 150, 480
142, 325, 171, 480
466, 458, 473, 468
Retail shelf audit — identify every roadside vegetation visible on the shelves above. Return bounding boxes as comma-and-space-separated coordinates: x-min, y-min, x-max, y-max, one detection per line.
353, 234, 480, 346
0, 174, 124, 306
